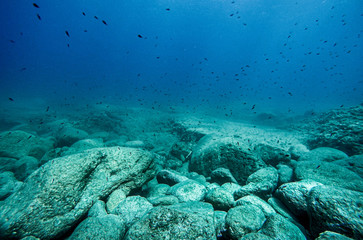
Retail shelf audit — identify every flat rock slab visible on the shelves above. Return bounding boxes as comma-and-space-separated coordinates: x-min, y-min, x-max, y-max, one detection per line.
0, 147, 156, 239
125, 202, 216, 240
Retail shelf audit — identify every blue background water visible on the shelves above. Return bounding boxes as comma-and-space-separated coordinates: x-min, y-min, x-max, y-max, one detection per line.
1, 0, 362, 116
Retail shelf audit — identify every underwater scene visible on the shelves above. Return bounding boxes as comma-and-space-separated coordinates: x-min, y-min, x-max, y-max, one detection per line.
0, 0, 362, 239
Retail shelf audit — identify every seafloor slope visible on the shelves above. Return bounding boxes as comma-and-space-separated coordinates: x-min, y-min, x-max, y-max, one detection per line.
0, 104, 362, 240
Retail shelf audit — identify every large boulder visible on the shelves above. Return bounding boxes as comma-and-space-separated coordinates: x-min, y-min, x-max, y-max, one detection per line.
295, 160, 363, 192
0, 130, 54, 159
124, 202, 216, 240
0, 147, 156, 239
204, 187, 235, 211
254, 143, 291, 166
307, 185, 363, 239
298, 147, 348, 162
190, 135, 266, 184
55, 125, 89, 147
332, 154, 363, 178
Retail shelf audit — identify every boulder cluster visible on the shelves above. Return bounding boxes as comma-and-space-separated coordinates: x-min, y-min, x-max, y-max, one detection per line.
0, 107, 361, 240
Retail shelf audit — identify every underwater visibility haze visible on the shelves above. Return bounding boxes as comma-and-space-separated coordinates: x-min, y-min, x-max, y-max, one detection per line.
0, 1, 363, 240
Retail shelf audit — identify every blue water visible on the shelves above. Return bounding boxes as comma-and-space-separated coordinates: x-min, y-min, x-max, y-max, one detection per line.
1, 0, 362, 115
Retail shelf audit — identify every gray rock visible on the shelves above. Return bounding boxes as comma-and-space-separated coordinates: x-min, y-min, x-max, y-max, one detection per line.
111, 196, 153, 228
234, 167, 279, 200
221, 182, 243, 196
210, 167, 238, 185
315, 231, 354, 240
254, 143, 291, 166
295, 160, 363, 192
146, 183, 171, 198
299, 147, 348, 162
0, 171, 22, 200
259, 214, 306, 240
333, 154, 363, 178
13, 156, 39, 181
68, 215, 126, 240
205, 187, 235, 211
241, 232, 274, 240
267, 197, 298, 223
0, 130, 54, 159
88, 200, 107, 217
276, 164, 293, 185
0, 147, 156, 239
147, 195, 179, 206
56, 126, 89, 147
189, 135, 266, 184
124, 140, 145, 148
106, 188, 126, 213
235, 195, 276, 218
168, 180, 207, 202
125, 202, 216, 240
307, 185, 363, 239
169, 141, 193, 161
215, 211, 227, 238
288, 144, 309, 160
226, 205, 266, 239
156, 169, 189, 186
274, 180, 323, 220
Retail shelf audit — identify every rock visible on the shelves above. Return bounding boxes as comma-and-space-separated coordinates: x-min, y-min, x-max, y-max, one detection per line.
225, 205, 266, 239
333, 154, 363, 178
68, 215, 126, 240
106, 189, 127, 213
0, 171, 22, 200
168, 180, 207, 203
315, 231, 354, 240
289, 144, 309, 160
0, 147, 156, 239
221, 182, 243, 196
241, 233, 274, 240
156, 169, 189, 186
210, 167, 238, 185
146, 183, 171, 198
215, 211, 227, 238
254, 143, 291, 166
234, 167, 279, 200
0, 130, 54, 159
147, 195, 179, 206
267, 197, 298, 223
124, 202, 216, 240
307, 185, 363, 239
274, 180, 323, 222
169, 141, 193, 161
88, 200, 107, 217
235, 195, 276, 218
276, 164, 293, 185
13, 156, 39, 181
56, 126, 89, 147
298, 147, 348, 162
295, 160, 363, 192
205, 187, 235, 211
259, 214, 306, 240
20, 236, 40, 240
112, 196, 153, 228
289, 105, 363, 156
70, 138, 104, 151
189, 135, 266, 184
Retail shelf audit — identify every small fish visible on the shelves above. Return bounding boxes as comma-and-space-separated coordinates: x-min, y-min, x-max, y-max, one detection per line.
82, 12, 86, 16
9, 40, 15, 43
33, 3, 40, 8
137, 34, 143, 38
46, 106, 49, 112
102, 20, 107, 25
65, 31, 70, 37
84, 29, 88, 32
37, 14, 41, 20
27, 135, 32, 139
166, 8, 170, 11
94, 16, 98, 20
288, 92, 293, 96
251, 104, 255, 110
67, 44, 70, 47
20, 67, 27, 71
8, 97, 14, 101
